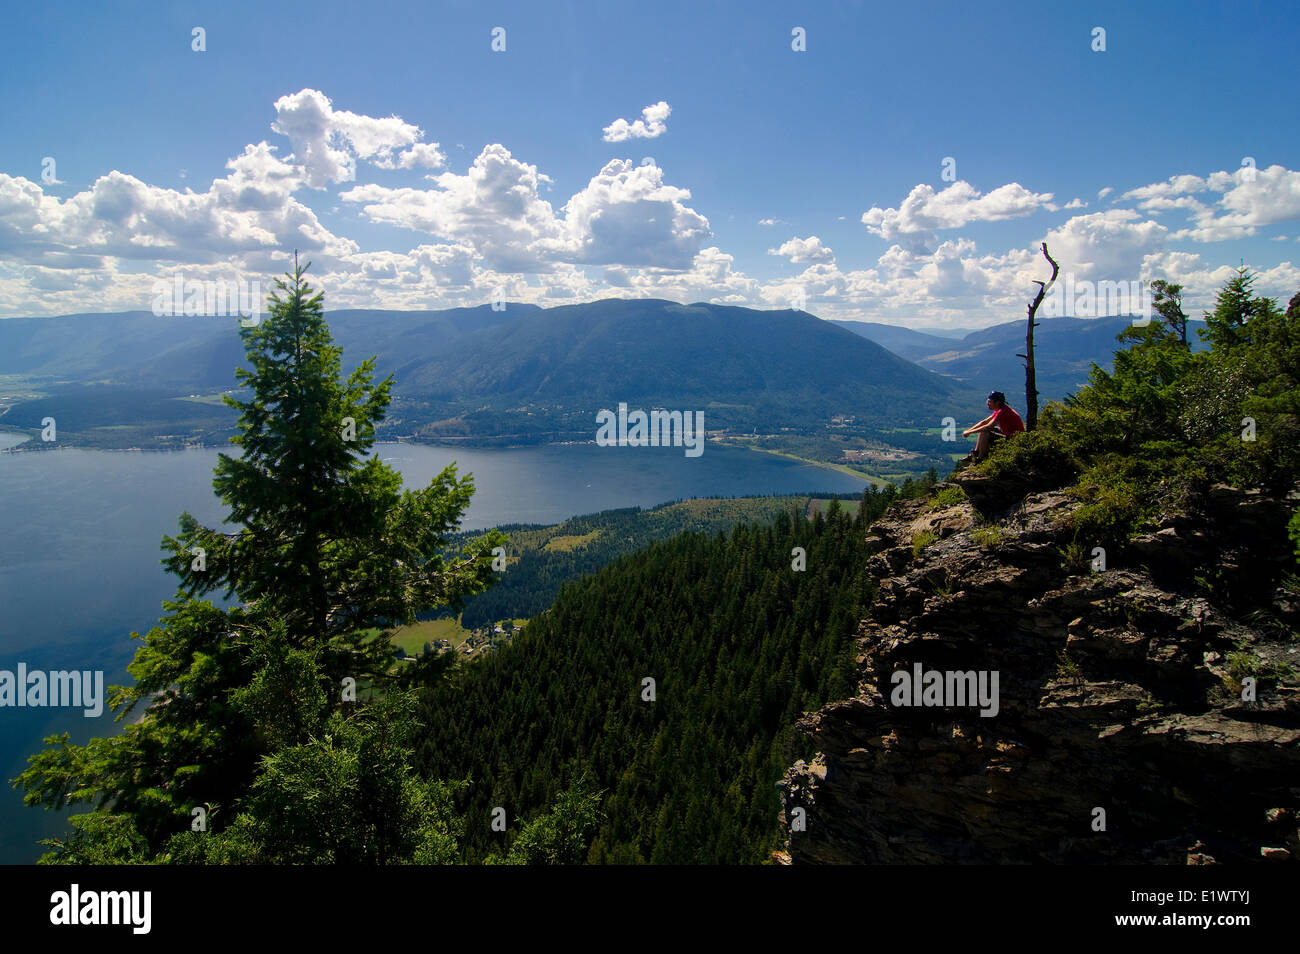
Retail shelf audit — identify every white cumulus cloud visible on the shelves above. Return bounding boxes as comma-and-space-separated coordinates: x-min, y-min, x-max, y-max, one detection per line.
0, 141, 355, 269
1122, 165, 1300, 241
767, 235, 834, 263
272, 88, 434, 187
602, 101, 671, 142
344, 149, 711, 272
861, 180, 1054, 251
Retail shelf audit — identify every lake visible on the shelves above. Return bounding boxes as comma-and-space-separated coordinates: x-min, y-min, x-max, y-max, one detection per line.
0, 438, 865, 862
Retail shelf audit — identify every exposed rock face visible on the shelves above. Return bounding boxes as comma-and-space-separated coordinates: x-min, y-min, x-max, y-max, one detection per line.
780, 478, 1300, 864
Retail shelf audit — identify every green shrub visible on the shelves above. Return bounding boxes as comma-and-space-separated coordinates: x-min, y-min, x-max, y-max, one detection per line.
930, 486, 967, 509
927, 573, 954, 599
1135, 691, 1164, 714
1228, 651, 1298, 685
976, 427, 1078, 487
1058, 541, 1092, 573
1227, 651, 1253, 680
912, 530, 936, 556
1066, 455, 1153, 553
1069, 487, 1144, 553
1178, 358, 1251, 444
1054, 649, 1082, 682
971, 525, 1004, 548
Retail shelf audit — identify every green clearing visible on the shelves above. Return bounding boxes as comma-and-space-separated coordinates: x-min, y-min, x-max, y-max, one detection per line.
387, 616, 529, 655
807, 498, 861, 518
0, 375, 51, 403
544, 530, 602, 552
720, 437, 890, 488
390, 617, 471, 655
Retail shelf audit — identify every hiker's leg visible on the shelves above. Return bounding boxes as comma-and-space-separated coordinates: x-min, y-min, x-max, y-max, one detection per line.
974, 431, 990, 460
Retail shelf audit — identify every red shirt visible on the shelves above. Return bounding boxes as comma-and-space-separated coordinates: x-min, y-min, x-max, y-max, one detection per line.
992, 405, 1025, 436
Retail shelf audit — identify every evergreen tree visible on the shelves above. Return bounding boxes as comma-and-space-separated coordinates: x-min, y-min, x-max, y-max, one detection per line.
16, 257, 503, 862
1236, 287, 1300, 490
490, 777, 604, 865
165, 257, 503, 679
1148, 279, 1189, 346
1201, 265, 1279, 354
415, 507, 877, 863
165, 689, 464, 865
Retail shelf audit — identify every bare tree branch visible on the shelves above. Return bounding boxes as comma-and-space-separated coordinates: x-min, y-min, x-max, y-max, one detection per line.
1023, 243, 1060, 430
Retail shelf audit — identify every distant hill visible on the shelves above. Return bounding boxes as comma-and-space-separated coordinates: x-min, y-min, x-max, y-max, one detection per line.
0, 305, 534, 393
832, 315, 1209, 404
391, 299, 973, 436
0, 300, 978, 447
924, 326, 980, 340
829, 320, 961, 361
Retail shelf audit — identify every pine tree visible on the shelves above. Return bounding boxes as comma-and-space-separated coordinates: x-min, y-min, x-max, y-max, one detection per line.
491, 776, 604, 865
1201, 265, 1278, 353
1148, 279, 1189, 346
1239, 287, 1300, 489
164, 256, 504, 680
17, 257, 503, 862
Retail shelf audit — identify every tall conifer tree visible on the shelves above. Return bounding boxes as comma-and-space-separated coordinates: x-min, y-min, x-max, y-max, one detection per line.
17, 257, 503, 860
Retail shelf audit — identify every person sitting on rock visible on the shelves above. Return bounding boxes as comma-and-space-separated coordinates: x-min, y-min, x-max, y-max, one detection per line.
962, 391, 1025, 463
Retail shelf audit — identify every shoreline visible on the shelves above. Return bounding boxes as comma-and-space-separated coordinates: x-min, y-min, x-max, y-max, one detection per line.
714, 439, 892, 489
0, 427, 901, 489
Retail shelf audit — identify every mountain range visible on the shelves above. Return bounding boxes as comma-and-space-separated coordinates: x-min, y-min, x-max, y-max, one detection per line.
0, 300, 974, 446
0, 299, 1179, 451
833, 315, 1209, 401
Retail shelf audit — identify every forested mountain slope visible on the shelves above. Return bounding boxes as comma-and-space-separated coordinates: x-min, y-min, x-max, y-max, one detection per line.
415, 491, 897, 863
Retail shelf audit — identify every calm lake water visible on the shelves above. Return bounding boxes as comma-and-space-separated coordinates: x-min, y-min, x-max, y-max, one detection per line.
0, 438, 864, 863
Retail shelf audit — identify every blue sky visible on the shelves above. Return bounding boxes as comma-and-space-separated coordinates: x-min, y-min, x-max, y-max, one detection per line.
1, 0, 1297, 328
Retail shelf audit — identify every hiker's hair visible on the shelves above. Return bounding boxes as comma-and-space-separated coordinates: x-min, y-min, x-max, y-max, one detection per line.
988, 391, 1006, 407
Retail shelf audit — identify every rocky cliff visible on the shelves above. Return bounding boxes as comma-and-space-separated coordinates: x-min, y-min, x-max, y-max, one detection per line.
779, 472, 1300, 864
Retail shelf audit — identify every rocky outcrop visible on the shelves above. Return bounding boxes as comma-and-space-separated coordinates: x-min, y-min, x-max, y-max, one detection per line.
780, 478, 1300, 864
